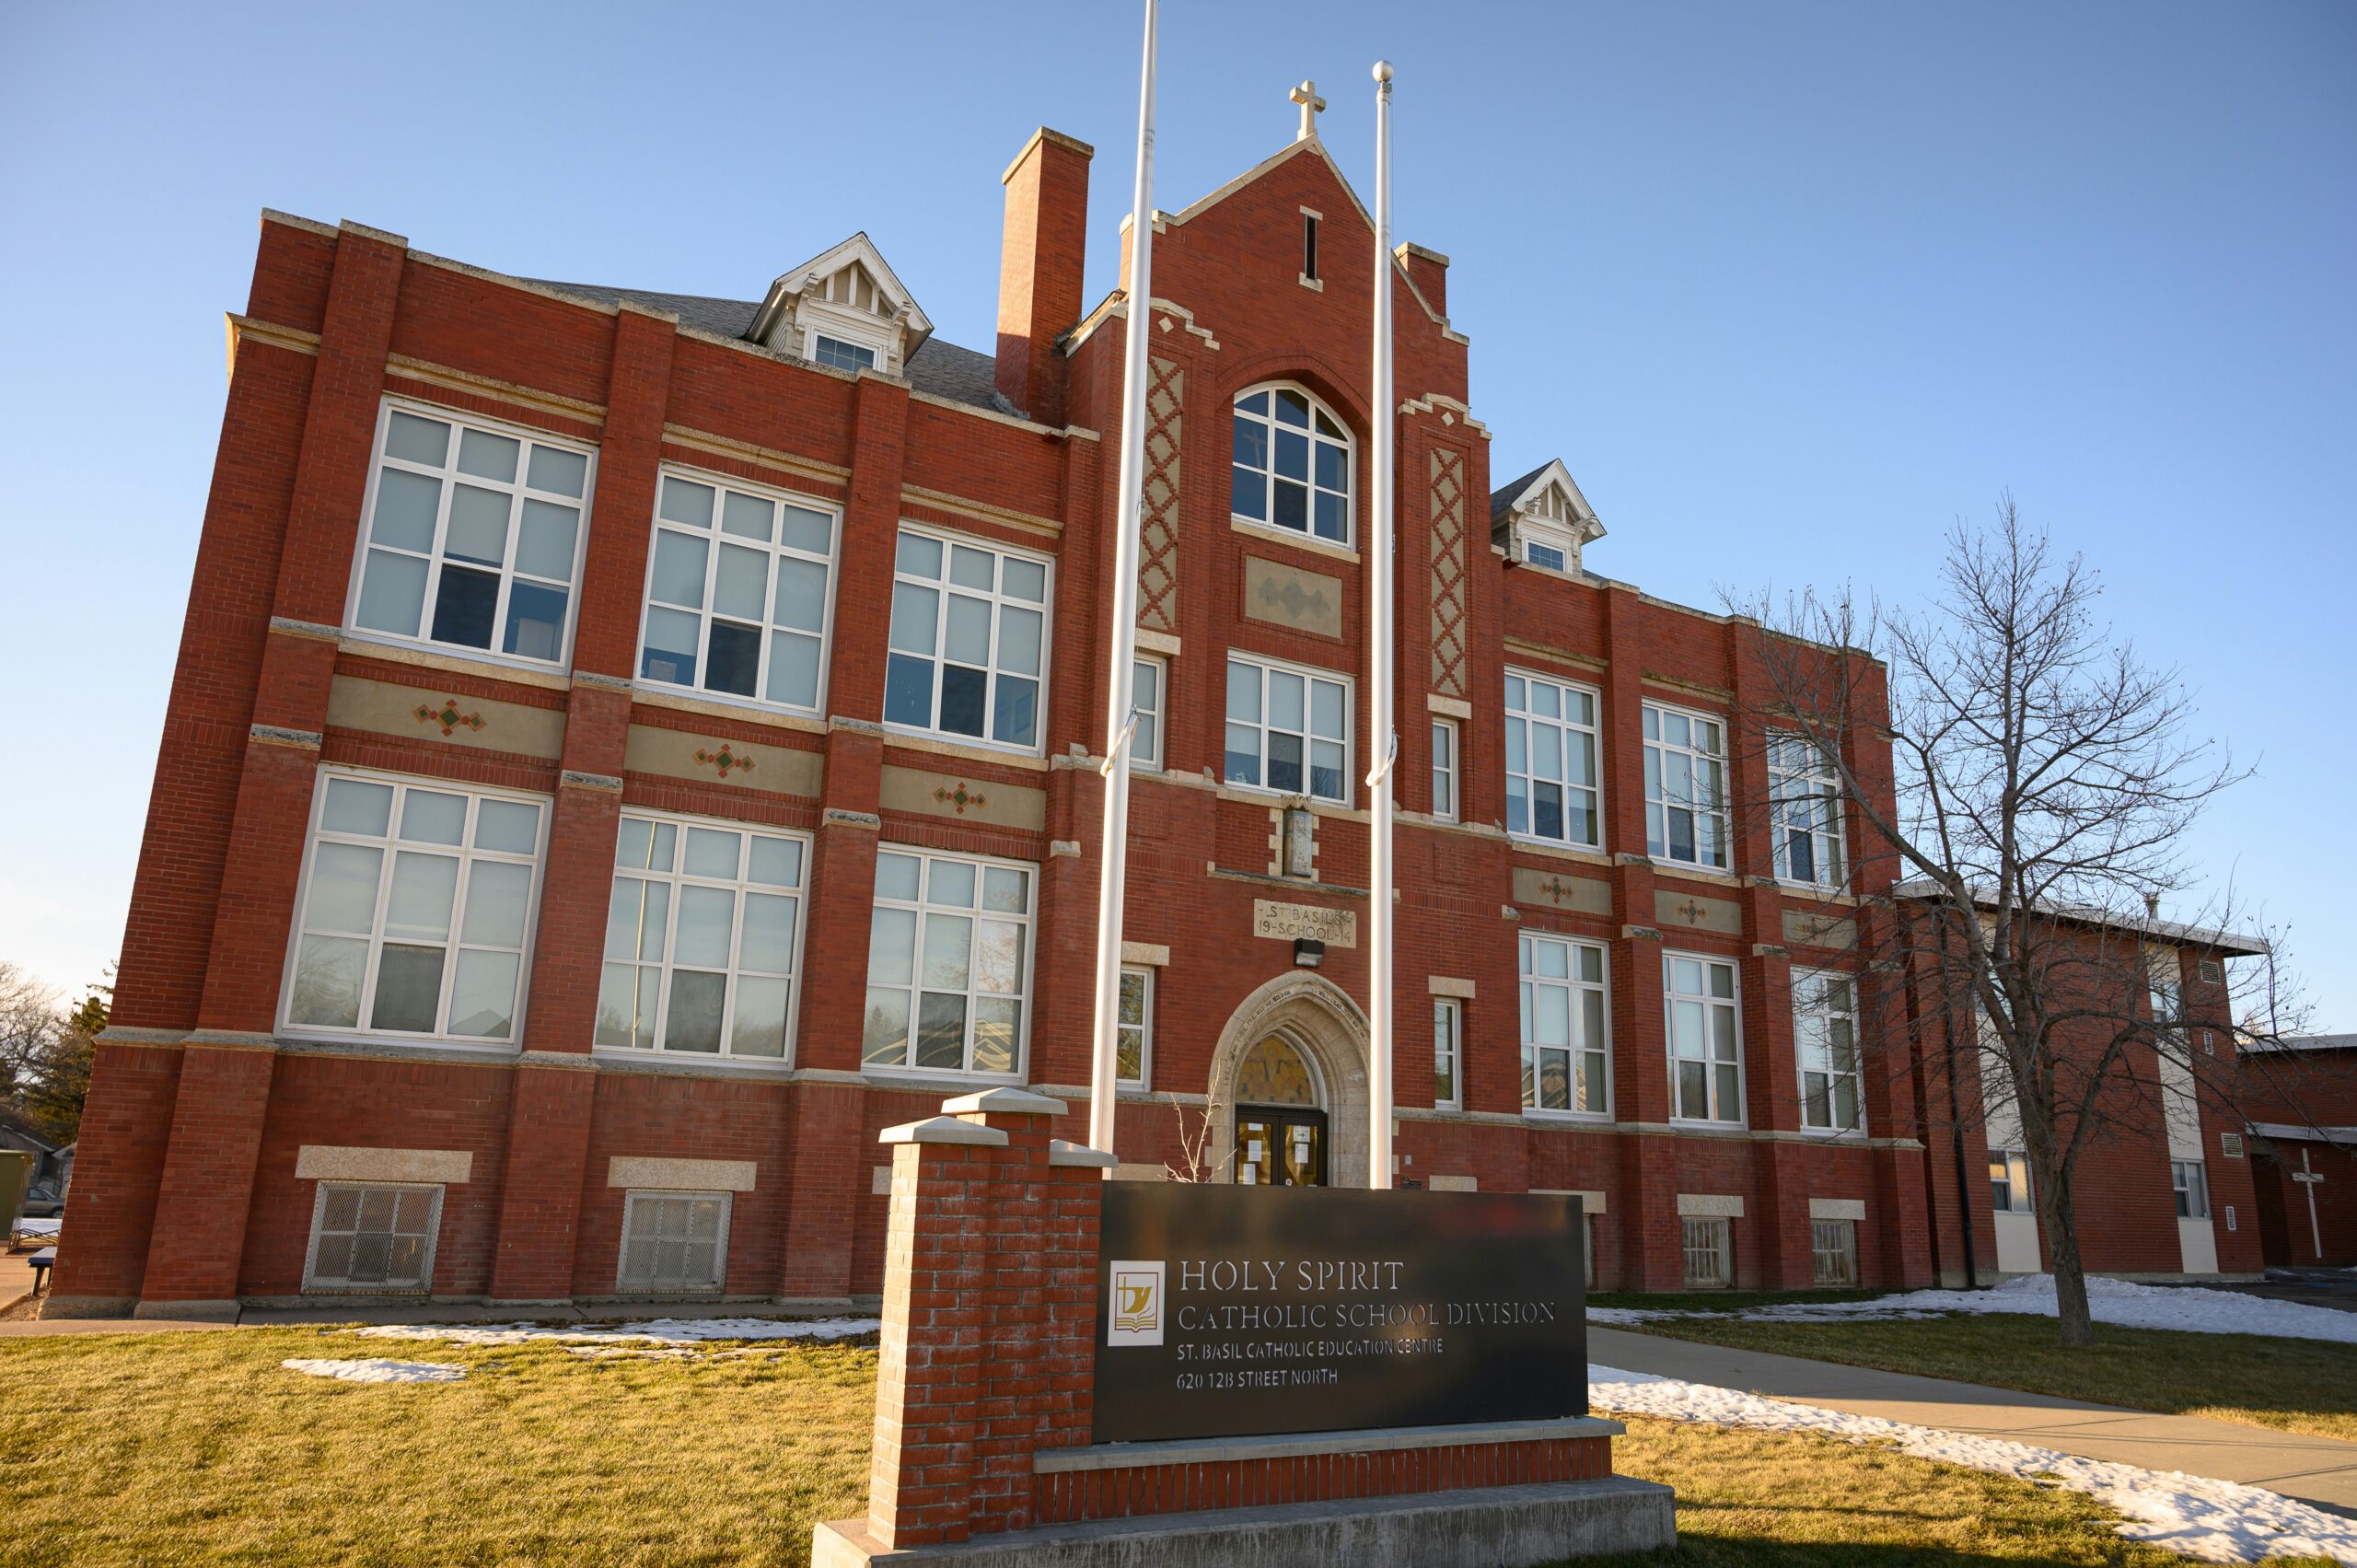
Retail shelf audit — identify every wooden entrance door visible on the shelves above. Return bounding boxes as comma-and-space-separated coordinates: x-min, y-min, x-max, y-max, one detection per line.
1235, 1108, 1327, 1186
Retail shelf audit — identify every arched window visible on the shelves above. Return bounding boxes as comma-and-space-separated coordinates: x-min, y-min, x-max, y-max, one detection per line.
1231, 384, 1352, 544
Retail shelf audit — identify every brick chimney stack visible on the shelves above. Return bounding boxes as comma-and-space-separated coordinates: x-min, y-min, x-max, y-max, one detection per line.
994, 128, 1094, 427
1397, 242, 1450, 318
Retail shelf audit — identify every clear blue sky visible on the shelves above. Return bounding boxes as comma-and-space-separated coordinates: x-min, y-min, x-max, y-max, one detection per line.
3, 2, 2350, 1027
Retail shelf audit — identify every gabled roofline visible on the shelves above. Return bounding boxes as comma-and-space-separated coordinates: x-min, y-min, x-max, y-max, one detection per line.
1491, 458, 1605, 543
748, 230, 934, 354
1890, 879, 2271, 957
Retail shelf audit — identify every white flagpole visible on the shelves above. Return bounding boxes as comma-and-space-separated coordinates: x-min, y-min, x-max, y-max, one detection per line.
1367, 60, 1396, 1190
1087, 0, 1159, 1158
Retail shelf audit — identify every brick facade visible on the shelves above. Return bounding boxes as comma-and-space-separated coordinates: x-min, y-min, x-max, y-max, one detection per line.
58, 118, 2234, 1316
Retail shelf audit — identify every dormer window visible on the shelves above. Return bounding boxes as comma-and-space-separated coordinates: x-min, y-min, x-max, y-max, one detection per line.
1492, 459, 1605, 577
746, 234, 931, 378
812, 335, 877, 373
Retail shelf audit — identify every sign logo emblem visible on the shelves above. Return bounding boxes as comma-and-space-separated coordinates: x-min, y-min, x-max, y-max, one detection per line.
1107, 1260, 1164, 1346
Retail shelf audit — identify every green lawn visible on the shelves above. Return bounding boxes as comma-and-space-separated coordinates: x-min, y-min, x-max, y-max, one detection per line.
1614, 1309, 2357, 1445
0, 1325, 2335, 1566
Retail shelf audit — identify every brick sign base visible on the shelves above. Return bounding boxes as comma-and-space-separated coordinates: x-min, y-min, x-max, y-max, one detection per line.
811, 1088, 1675, 1567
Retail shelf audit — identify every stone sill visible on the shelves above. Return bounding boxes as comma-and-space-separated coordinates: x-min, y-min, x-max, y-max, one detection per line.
1033, 1415, 1623, 1471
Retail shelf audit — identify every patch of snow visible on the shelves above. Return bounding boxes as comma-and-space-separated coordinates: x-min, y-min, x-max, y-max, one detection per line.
283, 1357, 468, 1384
1589, 1364, 2357, 1564
350, 1316, 879, 1351
1590, 1274, 2357, 1344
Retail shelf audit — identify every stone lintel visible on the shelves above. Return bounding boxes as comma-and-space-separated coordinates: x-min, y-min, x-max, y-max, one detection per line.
1048, 1140, 1118, 1168
940, 1086, 1070, 1118
879, 1116, 1009, 1148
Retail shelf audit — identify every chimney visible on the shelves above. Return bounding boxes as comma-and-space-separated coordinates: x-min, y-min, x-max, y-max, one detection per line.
995, 127, 1094, 425
1396, 242, 1449, 318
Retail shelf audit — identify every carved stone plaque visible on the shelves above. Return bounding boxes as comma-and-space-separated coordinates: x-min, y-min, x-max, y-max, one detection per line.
1252, 899, 1357, 947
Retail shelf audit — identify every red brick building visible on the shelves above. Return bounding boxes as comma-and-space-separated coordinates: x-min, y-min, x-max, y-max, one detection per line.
59, 112, 2052, 1317
2239, 1036, 2357, 1268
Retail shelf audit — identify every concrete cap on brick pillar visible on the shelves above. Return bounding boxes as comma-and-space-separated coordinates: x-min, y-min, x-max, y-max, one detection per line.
940, 1086, 1069, 1118
994, 127, 1093, 425
1048, 1139, 1119, 1168
878, 1115, 1010, 1147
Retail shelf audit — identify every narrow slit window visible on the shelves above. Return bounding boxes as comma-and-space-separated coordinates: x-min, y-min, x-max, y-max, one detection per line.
1303, 215, 1318, 280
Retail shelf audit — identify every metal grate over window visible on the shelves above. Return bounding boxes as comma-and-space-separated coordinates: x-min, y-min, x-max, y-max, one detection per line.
307, 1181, 441, 1293
1811, 1218, 1859, 1286
1680, 1217, 1733, 1288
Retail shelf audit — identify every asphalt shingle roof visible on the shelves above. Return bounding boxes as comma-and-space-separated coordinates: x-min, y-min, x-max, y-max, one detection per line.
526, 279, 1020, 418
1489, 461, 1552, 523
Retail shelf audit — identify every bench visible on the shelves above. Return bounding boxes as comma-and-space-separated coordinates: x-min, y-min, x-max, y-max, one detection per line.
27, 1248, 53, 1295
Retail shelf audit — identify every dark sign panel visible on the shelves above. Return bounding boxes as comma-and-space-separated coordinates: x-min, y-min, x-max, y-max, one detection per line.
1092, 1184, 1586, 1444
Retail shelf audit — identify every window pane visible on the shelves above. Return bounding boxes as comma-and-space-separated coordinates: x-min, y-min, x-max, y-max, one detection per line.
973, 919, 1025, 993
766, 632, 822, 709
928, 858, 976, 907
447, 950, 519, 1039
370, 945, 446, 1033
1002, 557, 1046, 602
306, 842, 384, 935
683, 827, 740, 879
370, 469, 442, 552
704, 620, 761, 697
921, 914, 973, 989
290, 935, 367, 1028
732, 976, 790, 1058
1232, 463, 1266, 519
949, 544, 994, 591
354, 550, 429, 636
597, 963, 653, 1051
660, 478, 715, 528
895, 530, 942, 578
781, 505, 831, 555
938, 664, 987, 737
527, 445, 586, 497
322, 779, 396, 837
998, 606, 1043, 677
714, 544, 769, 622
385, 411, 451, 466
384, 853, 459, 942
972, 997, 1017, 1074
866, 908, 916, 986
720, 490, 774, 542
429, 564, 499, 649
981, 865, 1028, 913
641, 605, 702, 685
399, 790, 467, 845
445, 484, 511, 566
674, 885, 736, 968
863, 988, 911, 1063
651, 531, 710, 609
944, 595, 992, 665
915, 993, 967, 1069
459, 861, 531, 947
883, 654, 934, 728
456, 428, 520, 482
888, 583, 939, 655
993, 676, 1038, 747
502, 580, 567, 661
875, 853, 922, 901
749, 836, 803, 889
664, 970, 726, 1053
473, 799, 540, 854
772, 557, 829, 633
739, 892, 796, 973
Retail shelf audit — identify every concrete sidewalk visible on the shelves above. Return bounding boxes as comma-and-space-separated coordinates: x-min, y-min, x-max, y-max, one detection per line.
1591, 1324, 2357, 1516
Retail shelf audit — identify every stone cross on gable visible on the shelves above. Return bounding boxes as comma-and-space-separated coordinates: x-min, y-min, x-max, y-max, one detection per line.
1290, 79, 1326, 142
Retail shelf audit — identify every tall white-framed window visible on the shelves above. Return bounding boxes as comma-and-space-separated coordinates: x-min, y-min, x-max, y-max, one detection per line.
1430, 718, 1459, 822
1225, 654, 1351, 805
637, 470, 837, 714
1665, 952, 1744, 1124
1504, 670, 1601, 848
282, 771, 546, 1047
1794, 970, 1864, 1134
1644, 703, 1730, 869
883, 527, 1051, 752
864, 847, 1035, 1078
305, 1181, 443, 1293
1132, 655, 1166, 772
1520, 934, 1610, 1117
347, 401, 594, 668
1119, 966, 1154, 1086
1989, 1147, 2034, 1213
595, 812, 807, 1062
1230, 383, 1352, 544
1434, 997, 1463, 1110
618, 1190, 731, 1293
1769, 734, 1846, 887
2172, 1159, 2210, 1219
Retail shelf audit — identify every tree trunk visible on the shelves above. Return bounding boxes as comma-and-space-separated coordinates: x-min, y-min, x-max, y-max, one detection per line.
2040, 1169, 2097, 1346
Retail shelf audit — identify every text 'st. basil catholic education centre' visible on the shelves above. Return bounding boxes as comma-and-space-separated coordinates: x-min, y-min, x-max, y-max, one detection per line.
54, 98, 2270, 1318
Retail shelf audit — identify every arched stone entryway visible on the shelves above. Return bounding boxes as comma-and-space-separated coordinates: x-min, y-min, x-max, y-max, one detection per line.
1204, 971, 1372, 1188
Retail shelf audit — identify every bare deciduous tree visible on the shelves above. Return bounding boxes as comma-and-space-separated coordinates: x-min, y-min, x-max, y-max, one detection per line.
1737, 496, 2303, 1345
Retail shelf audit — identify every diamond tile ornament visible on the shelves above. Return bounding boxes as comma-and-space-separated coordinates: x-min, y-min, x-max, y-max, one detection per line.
692, 744, 755, 779
1136, 357, 1186, 634
1428, 448, 1469, 698
413, 698, 485, 738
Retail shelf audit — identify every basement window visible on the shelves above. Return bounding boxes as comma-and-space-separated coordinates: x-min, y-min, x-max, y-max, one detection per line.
1681, 1218, 1733, 1288
618, 1191, 731, 1293
1810, 1219, 1858, 1286
306, 1181, 442, 1293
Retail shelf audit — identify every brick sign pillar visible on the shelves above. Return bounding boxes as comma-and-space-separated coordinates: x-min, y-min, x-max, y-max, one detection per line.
863, 1087, 1109, 1551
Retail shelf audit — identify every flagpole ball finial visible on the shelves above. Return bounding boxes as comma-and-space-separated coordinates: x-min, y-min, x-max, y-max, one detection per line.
1374, 60, 1393, 83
